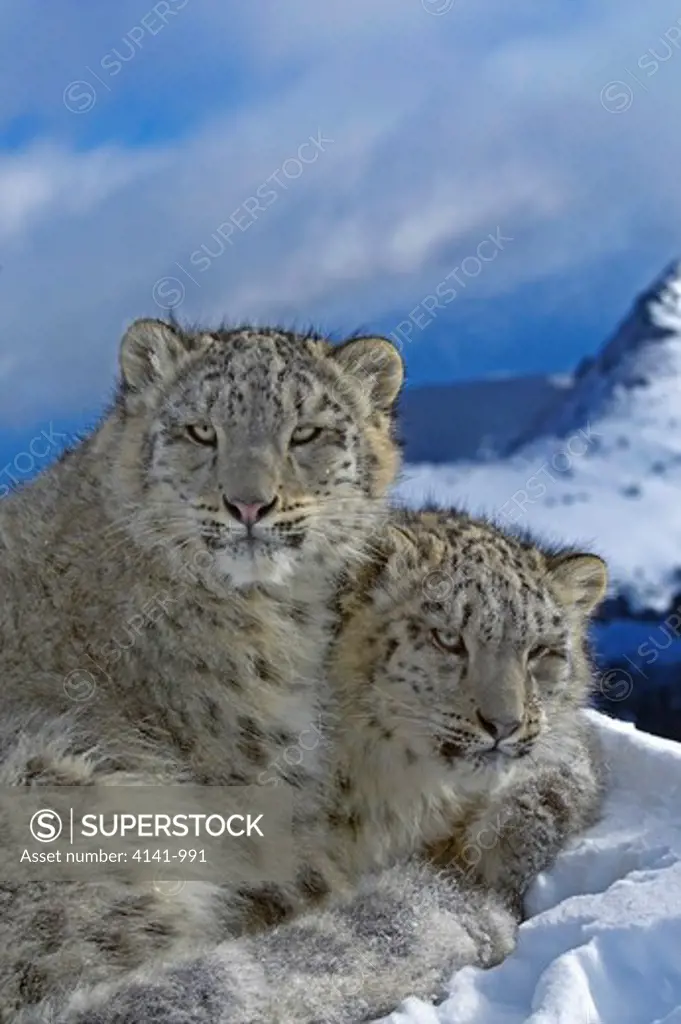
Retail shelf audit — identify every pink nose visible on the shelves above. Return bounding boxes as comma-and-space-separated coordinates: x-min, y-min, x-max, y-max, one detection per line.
223, 496, 277, 526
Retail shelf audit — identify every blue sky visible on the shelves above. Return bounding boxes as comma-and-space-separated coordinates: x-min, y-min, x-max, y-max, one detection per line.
1, 0, 681, 441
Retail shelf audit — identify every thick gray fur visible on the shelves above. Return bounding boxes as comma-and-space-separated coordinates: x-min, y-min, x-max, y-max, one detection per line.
0, 321, 403, 1021
30, 860, 518, 1024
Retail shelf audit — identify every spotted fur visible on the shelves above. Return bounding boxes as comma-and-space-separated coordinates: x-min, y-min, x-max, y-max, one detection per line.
15, 508, 606, 1024
0, 319, 403, 1020
35, 862, 518, 1024
326, 507, 608, 903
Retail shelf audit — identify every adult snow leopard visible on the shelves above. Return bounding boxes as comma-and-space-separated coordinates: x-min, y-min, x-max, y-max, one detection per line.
0, 318, 403, 1020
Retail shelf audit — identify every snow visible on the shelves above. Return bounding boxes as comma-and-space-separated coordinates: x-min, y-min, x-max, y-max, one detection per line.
395, 440, 681, 612
389, 259, 681, 1024
395, 262, 681, 612
383, 711, 681, 1024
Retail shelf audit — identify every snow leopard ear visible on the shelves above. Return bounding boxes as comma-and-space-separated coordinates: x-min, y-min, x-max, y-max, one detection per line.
332, 336, 404, 412
119, 319, 192, 393
546, 553, 608, 614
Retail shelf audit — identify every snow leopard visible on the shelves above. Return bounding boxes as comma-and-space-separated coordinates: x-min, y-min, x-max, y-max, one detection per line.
38, 507, 607, 1024
0, 318, 403, 1021
325, 507, 608, 908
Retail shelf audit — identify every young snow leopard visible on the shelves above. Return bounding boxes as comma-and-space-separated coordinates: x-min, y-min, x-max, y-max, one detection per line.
50, 508, 608, 1024
0, 318, 403, 1022
325, 507, 608, 906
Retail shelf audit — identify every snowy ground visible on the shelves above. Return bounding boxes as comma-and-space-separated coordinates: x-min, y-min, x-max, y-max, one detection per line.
394, 437, 681, 615
383, 711, 681, 1024
393, 263, 681, 615
386, 267, 681, 1019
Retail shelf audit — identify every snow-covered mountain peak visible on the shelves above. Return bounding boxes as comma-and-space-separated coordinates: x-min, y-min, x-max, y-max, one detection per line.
509, 259, 681, 449
396, 258, 681, 611
649, 259, 681, 334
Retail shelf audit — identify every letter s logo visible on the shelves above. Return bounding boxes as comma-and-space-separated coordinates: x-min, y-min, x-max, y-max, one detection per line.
30, 809, 63, 842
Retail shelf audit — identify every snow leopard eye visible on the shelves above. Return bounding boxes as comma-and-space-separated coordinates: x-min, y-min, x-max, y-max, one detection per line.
186, 423, 217, 447
430, 629, 467, 656
290, 425, 323, 446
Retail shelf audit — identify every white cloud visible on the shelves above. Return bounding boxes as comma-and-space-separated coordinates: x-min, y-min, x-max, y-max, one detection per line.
0, 144, 165, 240
1, 0, 681, 423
